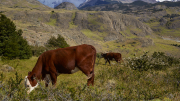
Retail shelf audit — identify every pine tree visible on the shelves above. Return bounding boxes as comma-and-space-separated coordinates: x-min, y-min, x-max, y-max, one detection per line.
0, 14, 32, 59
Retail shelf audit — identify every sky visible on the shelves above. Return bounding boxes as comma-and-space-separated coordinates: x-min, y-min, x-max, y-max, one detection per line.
37, 0, 87, 8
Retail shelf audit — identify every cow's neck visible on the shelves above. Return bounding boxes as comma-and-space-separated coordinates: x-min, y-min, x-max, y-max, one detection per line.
31, 56, 43, 79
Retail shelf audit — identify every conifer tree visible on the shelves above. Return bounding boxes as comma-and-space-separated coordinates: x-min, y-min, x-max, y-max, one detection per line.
0, 14, 32, 59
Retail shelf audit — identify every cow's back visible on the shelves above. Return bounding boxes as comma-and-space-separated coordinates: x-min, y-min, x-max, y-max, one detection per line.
105, 53, 122, 61
41, 44, 96, 74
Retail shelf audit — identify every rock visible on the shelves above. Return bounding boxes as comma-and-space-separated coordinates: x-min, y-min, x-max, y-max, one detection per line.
1, 65, 14, 72
159, 18, 167, 26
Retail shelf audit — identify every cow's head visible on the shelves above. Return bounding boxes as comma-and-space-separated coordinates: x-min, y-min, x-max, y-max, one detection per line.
24, 71, 38, 94
101, 53, 106, 58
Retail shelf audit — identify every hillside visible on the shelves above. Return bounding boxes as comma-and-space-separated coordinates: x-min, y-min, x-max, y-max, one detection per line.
0, 0, 51, 10
81, 1, 180, 40
0, 0, 156, 53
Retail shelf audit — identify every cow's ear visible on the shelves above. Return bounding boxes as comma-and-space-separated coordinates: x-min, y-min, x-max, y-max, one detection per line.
32, 74, 36, 79
28, 71, 31, 76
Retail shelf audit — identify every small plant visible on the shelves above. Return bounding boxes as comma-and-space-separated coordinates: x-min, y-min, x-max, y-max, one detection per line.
96, 53, 102, 65
0, 72, 5, 82
7, 72, 23, 96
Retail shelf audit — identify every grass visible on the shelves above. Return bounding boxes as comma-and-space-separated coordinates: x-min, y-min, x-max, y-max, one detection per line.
155, 26, 180, 37
69, 12, 78, 29
0, 53, 180, 100
81, 29, 104, 41
45, 18, 56, 26
165, 8, 179, 15
122, 27, 138, 38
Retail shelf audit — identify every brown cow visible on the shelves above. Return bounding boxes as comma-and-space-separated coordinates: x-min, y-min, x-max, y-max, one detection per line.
101, 52, 122, 65
24, 44, 96, 94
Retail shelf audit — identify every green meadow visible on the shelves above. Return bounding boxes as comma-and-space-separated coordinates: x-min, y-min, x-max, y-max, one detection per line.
0, 38, 180, 100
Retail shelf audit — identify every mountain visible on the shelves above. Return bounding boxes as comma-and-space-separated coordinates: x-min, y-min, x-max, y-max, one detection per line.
78, 0, 121, 9
81, 0, 180, 41
35, 0, 179, 9
54, 2, 78, 10
37, 0, 86, 8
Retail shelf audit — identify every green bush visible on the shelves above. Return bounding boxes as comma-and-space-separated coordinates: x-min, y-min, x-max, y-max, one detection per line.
30, 35, 69, 57
0, 14, 32, 59
31, 45, 47, 56
46, 34, 69, 48
126, 51, 180, 71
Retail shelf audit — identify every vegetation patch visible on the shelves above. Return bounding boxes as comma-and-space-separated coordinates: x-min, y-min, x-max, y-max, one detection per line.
165, 8, 177, 14
155, 26, 180, 37
81, 29, 103, 41
45, 18, 56, 26
69, 12, 78, 29
122, 27, 138, 38
88, 15, 101, 26
126, 51, 179, 71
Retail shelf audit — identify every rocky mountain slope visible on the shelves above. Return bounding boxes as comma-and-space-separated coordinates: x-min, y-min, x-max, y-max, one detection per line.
78, 0, 158, 9
55, 2, 78, 10
0, 0, 154, 52
81, 1, 180, 39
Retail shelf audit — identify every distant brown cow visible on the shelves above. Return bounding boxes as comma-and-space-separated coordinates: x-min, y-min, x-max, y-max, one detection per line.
25, 44, 96, 94
101, 52, 122, 65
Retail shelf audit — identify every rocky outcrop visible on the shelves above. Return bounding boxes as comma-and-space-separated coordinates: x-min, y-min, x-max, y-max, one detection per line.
55, 2, 78, 10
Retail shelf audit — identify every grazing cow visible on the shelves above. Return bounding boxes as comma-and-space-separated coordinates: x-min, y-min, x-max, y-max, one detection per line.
24, 44, 96, 94
101, 52, 122, 65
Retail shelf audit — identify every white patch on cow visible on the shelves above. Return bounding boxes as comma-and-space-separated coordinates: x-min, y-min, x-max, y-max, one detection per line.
71, 67, 79, 73
24, 76, 38, 94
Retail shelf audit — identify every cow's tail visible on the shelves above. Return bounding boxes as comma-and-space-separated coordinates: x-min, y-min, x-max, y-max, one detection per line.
87, 45, 96, 79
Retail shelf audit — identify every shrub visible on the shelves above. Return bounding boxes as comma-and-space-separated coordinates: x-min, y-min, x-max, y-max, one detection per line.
46, 34, 69, 48
126, 51, 180, 71
31, 45, 47, 56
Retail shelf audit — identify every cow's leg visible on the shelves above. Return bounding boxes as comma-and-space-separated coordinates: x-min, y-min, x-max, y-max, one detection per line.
87, 73, 94, 86
44, 74, 51, 87
49, 72, 57, 87
105, 59, 110, 65
78, 63, 95, 86
107, 59, 111, 65
105, 59, 108, 65
115, 59, 120, 65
